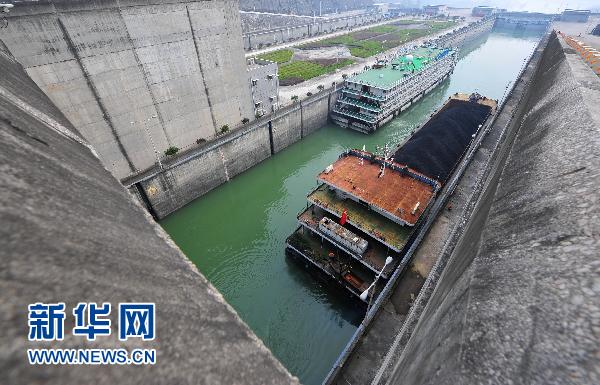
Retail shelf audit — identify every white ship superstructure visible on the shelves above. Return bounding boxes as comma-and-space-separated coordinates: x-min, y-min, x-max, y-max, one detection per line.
332, 45, 457, 133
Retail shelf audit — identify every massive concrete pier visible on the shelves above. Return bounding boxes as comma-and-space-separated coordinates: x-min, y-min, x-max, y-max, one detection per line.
0, 40, 297, 385
1, 0, 254, 180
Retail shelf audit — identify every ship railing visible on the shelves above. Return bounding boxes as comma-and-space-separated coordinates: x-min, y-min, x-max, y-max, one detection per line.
337, 65, 451, 124
337, 97, 382, 112
285, 236, 364, 299
341, 88, 385, 101
295, 212, 391, 277
332, 107, 377, 123
385, 77, 443, 109
342, 149, 441, 191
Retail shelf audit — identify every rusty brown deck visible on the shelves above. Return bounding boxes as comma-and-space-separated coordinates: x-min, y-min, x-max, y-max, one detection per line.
318, 152, 436, 226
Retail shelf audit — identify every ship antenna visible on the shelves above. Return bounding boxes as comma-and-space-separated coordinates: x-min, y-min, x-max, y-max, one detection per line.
377, 142, 393, 178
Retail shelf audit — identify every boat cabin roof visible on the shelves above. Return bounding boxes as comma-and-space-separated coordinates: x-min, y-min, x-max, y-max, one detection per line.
317, 151, 439, 226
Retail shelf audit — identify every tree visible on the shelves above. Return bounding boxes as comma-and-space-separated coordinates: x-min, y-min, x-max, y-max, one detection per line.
220, 125, 229, 134
164, 146, 179, 156
306, 92, 313, 97
317, 84, 325, 92
242, 117, 250, 124
291, 95, 299, 102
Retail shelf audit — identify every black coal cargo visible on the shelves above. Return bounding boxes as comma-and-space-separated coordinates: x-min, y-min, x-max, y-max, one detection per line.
393, 100, 492, 184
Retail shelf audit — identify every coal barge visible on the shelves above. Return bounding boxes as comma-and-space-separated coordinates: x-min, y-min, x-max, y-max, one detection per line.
286, 93, 496, 302
331, 45, 457, 134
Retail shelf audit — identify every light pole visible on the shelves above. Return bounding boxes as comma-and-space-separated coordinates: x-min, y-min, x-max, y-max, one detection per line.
360, 256, 393, 302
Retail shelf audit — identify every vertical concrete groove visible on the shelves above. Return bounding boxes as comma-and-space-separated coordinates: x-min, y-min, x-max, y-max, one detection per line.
118, 6, 172, 147
186, 5, 219, 136
327, 91, 332, 122
56, 17, 136, 173
299, 102, 304, 138
268, 120, 275, 155
134, 182, 158, 220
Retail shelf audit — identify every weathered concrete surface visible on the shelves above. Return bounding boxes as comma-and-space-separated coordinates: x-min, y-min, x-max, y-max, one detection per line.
1, 0, 254, 180
0, 45, 297, 385
126, 89, 336, 218
221, 123, 272, 178
301, 92, 331, 136
271, 106, 302, 153
385, 31, 599, 385
140, 149, 229, 218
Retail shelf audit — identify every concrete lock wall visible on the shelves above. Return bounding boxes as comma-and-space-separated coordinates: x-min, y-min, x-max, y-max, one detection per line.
271, 105, 302, 153
385, 31, 599, 385
1, 0, 254, 180
135, 88, 340, 218
0, 43, 298, 385
239, 0, 372, 15
243, 13, 382, 50
220, 122, 272, 177
302, 91, 332, 136
438, 17, 495, 48
140, 149, 229, 218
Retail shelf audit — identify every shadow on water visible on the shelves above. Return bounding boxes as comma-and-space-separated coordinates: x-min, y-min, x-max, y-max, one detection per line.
160, 29, 543, 385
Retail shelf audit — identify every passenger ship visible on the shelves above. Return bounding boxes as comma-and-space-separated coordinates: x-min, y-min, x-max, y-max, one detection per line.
331, 45, 457, 133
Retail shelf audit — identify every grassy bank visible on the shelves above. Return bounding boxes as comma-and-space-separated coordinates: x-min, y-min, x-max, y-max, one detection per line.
256, 49, 294, 63
279, 59, 355, 84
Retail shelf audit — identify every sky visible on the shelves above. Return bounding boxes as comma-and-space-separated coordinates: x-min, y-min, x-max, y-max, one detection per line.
409, 0, 600, 13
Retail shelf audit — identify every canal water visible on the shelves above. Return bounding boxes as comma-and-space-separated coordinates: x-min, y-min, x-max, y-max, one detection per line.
160, 28, 543, 385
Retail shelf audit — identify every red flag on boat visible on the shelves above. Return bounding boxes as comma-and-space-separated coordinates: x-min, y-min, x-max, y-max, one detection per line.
340, 209, 347, 225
